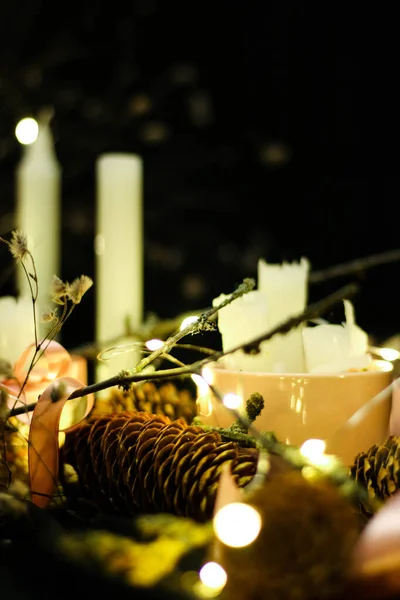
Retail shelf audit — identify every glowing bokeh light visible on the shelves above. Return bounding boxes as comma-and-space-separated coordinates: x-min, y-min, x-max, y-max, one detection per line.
15, 117, 39, 145
222, 393, 242, 410
145, 338, 164, 351
213, 502, 262, 548
180, 315, 199, 330
201, 366, 214, 385
300, 438, 326, 461
199, 562, 227, 591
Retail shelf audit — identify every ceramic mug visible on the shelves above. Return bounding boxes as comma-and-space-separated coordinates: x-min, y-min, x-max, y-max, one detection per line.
196, 361, 394, 466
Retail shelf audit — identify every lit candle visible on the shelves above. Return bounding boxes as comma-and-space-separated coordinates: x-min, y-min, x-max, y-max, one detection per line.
95, 153, 143, 381
15, 112, 61, 339
257, 258, 310, 372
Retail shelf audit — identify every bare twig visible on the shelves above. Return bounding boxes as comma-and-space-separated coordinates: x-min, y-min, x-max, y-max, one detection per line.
8, 281, 359, 417
310, 248, 400, 283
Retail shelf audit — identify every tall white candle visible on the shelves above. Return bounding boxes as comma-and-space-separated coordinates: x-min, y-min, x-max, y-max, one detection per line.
95, 153, 143, 382
257, 258, 310, 372
15, 114, 61, 339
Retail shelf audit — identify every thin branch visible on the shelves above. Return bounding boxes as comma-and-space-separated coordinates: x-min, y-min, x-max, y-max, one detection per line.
8, 281, 359, 417
133, 277, 256, 373
310, 248, 400, 283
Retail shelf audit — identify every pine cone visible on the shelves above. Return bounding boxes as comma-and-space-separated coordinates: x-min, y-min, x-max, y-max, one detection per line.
62, 411, 258, 522
92, 381, 197, 423
349, 435, 400, 517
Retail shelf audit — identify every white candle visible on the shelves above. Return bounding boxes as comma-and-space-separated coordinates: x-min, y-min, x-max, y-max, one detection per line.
213, 291, 273, 372
15, 114, 61, 339
257, 258, 310, 372
95, 153, 143, 381
0, 296, 35, 367
302, 300, 370, 372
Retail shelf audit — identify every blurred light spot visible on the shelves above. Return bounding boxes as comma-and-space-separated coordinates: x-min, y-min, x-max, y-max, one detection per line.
180, 315, 199, 331
139, 121, 170, 144
199, 562, 227, 593
222, 393, 242, 409
181, 274, 206, 301
94, 234, 105, 255
23, 67, 42, 88
201, 367, 214, 385
213, 502, 262, 547
300, 438, 326, 461
371, 346, 400, 362
82, 99, 104, 121
187, 90, 214, 127
170, 63, 199, 85
146, 338, 164, 351
15, 118, 39, 145
259, 141, 291, 166
129, 93, 153, 116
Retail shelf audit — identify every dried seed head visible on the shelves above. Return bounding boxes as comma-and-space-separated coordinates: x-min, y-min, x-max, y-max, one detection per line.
67, 275, 93, 304
7, 230, 29, 261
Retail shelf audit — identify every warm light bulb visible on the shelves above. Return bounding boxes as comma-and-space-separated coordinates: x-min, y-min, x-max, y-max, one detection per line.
222, 393, 242, 410
180, 315, 199, 330
371, 346, 400, 362
15, 117, 39, 145
145, 338, 164, 351
199, 562, 227, 592
213, 502, 262, 548
201, 366, 214, 385
300, 438, 326, 461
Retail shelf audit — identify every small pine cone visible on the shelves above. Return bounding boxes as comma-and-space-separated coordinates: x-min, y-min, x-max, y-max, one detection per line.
63, 411, 258, 522
348, 435, 400, 517
92, 381, 197, 423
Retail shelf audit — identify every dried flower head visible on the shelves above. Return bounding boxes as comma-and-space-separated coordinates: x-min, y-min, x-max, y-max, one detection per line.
67, 275, 93, 304
0, 229, 29, 262
8, 229, 29, 261
51, 275, 69, 305
40, 309, 58, 324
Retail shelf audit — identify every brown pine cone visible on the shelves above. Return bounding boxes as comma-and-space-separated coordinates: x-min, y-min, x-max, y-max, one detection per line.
348, 435, 400, 517
62, 411, 258, 522
92, 381, 197, 423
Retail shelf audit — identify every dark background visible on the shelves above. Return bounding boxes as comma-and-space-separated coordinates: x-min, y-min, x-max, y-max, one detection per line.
0, 1, 399, 351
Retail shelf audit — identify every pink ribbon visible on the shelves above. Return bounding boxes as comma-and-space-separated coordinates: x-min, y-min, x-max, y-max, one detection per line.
1, 341, 72, 423
28, 375, 93, 508
0, 341, 93, 508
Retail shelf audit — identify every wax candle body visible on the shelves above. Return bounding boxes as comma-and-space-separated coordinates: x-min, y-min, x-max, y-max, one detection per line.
95, 153, 143, 382
257, 258, 310, 372
302, 300, 369, 372
15, 119, 61, 339
213, 291, 273, 372
0, 296, 34, 367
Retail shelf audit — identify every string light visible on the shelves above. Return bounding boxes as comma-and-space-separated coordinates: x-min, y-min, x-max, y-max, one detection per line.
222, 393, 242, 410
15, 117, 39, 145
199, 562, 227, 594
300, 438, 326, 461
213, 502, 262, 548
145, 338, 164, 351
180, 315, 199, 330
300, 438, 339, 472
201, 366, 214, 385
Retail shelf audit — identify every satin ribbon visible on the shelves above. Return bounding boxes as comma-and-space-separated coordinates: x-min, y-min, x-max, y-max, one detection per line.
0, 341, 94, 508
1, 341, 72, 423
28, 375, 94, 508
